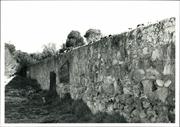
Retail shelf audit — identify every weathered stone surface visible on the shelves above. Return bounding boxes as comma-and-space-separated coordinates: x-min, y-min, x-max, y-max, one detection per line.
125, 97, 134, 105
163, 63, 173, 75
131, 109, 140, 119
141, 80, 154, 98
164, 80, 172, 87
139, 110, 146, 119
146, 107, 157, 122
142, 47, 149, 55
124, 105, 134, 114
142, 100, 151, 109
102, 76, 116, 95
133, 85, 140, 97
146, 67, 161, 80
156, 79, 164, 87
156, 111, 169, 123
133, 69, 145, 82
156, 87, 168, 102
151, 48, 163, 61
123, 87, 132, 95
107, 104, 114, 113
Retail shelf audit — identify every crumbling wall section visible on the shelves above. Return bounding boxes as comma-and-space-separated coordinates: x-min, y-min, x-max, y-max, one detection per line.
28, 17, 175, 123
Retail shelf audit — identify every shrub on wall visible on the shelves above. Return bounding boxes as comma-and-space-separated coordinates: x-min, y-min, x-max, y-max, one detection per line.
84, 29, 102, 44
66, 30, 85, 48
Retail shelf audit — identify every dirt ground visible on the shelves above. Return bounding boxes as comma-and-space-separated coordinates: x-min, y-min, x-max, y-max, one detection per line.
5, 76, 127, 123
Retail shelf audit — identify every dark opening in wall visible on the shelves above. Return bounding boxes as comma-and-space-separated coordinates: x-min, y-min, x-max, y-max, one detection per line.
16, 65, 27, 77
59, 61, 70, 83
152, 80, 158, 91
49, 71, 57, 96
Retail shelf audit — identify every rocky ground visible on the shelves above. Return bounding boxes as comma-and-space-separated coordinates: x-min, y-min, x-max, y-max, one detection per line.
5, 76, 127, 123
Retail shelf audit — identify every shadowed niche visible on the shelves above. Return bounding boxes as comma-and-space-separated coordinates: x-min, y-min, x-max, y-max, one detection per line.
49, 71, 57, 97
59, 61, 70, 84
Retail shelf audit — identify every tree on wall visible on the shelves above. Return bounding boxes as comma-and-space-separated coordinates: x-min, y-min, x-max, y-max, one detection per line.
42, 42, 57, 58
13, 50, 35, 76
30, 53, 43, 61
58, 43, 67, 53
66, 30, 85, 48
84, 29, 102, 44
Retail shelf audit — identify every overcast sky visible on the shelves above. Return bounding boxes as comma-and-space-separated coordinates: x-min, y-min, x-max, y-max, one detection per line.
1, 1, 179, 53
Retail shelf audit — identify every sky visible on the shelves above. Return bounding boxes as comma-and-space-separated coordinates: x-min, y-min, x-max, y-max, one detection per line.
1, 1, 179, 53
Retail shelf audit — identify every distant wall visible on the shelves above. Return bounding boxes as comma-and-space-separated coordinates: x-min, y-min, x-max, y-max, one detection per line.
5, 47, 19, 78
28, 17, 175, 123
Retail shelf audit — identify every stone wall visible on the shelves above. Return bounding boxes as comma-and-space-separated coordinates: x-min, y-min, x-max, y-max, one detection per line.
28, 17, 175, 123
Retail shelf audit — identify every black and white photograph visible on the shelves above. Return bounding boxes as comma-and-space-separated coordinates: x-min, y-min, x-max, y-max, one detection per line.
0, 0, 180, 126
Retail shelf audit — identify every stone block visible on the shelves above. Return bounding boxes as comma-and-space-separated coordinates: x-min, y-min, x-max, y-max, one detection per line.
142, 101, 151, 109
146, 67, 161, 80
156, 87, 168, 103
139, 110, 146, 119
141, 79, 153, 97
133, 69, 145, 82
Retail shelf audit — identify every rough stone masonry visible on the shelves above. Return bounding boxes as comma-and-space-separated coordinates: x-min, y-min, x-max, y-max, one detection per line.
28, 17, 175, 123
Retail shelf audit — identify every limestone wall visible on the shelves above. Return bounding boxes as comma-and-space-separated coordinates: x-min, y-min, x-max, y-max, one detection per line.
28, 17, 175, 123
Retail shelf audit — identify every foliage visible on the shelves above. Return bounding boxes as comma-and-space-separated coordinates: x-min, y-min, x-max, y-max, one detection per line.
66, 30, 85, 48
30, 53, 44, 61
14, 50, 36, 66
5, 42, 39, 66
58, 44, 67, 53
5, 43, 16, 54
42, 43, 57, 58
5, 42, 59, 76
84, 29, 102, 43
13, 50, 37, 76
